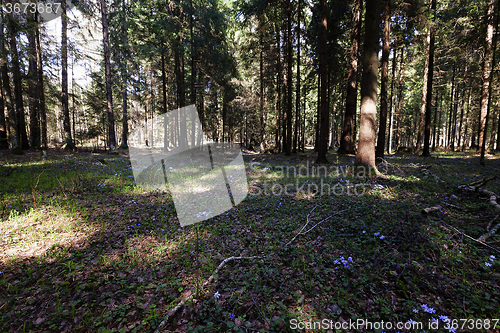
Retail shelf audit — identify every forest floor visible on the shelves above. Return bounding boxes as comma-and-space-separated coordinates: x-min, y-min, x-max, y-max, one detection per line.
0, 148, 499, 333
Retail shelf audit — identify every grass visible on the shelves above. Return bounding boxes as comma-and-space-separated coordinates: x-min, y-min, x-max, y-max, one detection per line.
0, 148, 499, 332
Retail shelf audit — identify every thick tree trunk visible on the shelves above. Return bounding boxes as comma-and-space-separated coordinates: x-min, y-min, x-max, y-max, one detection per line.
339, 0, 362, 155
479, 0, 498, 165
422, 0, 436, 157
101, 0, 117, 152
432, 91, 440, 151
394, 48, 405, 152
355, 0, 381, 171
446, 67, 455, 149
376, 0, 391, 158
61, 1, 74, 150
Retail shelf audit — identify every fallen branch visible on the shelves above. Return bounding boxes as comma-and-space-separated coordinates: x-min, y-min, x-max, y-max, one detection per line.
439, 221, 500, 254
421, 168, 446, 183
479, 218, 500, 242
154, 256, 261, 333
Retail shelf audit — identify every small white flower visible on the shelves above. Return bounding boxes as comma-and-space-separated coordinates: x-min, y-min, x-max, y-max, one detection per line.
214, 291, 221, 299
491, 255, 496, 260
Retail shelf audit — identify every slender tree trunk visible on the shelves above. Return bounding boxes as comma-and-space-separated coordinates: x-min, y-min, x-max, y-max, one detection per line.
9, 17, 28, 151
446, 67, 455, 149
394, 48, 405, 152
285, 0, 292, 155
376, 0, 391, 158
316, 0, 328, 163
387, 44, 397, 154
339, 0, 362, 155
0, 10, 6, 150
101, 0, 117, 152
1, 12, 16, 151
161, 47, 168, 150
422, 0, 436, 157
293, 0, 301, 154
479, 0, 498, 165
415, 17, 432, 154
259, 17, 265, 151
275, 26, 281, 153
36, 13, 47, 149
432, 91, 439, 151
457, 61, 468, 150
61, 1, 74, 150
451, 77, 459, 151
355, 0, 381, 170
28, 12, 40, 149
119, 1, 129, 149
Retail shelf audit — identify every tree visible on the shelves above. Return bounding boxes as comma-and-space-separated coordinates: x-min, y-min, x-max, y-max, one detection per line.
61, 1, 74, 150
338, 0, 362, 155
315, 0, 328, 163
354, 0, 381, 171
422, 0, 437, 157
101, 0, 117, 152
479, 0, 498, 165
376, 0, 391, 158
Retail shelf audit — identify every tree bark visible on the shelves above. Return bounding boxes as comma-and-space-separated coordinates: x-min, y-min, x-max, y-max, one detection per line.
376, 0, 391, 158
293, 0, 301, 154
36, 12, 47, 149
101, 0, 117, 152
355, 0, 381, 171
1, 11, 16, 151
285, 0, 292, 156
339, 0, 362, 155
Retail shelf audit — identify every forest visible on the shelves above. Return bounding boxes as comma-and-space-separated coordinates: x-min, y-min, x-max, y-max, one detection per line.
1, 0, 500, 332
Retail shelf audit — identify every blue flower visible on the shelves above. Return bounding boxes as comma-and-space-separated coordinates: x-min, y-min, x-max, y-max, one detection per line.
214, 291, 220, 299
380, 235, 385, 240
229, 313, 236, 321
485, 262, 492, 267
439, 315, 450, 322
374, 232, 380, 236
412, 309, 418, 313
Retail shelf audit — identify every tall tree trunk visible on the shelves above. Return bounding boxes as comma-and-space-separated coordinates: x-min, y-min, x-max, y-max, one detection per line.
432, 91, 440, 151
275, 16, 281, 153
446, 67, 455, 149
479, 0, 498, 165
101, 0, 117, 152
259, 16, 266, 151
422, 0, 436, 157
9, 17, 28, 151
36, 12, 47, 149
61, 1, 74, 150
355, 0, 381, 170
1, 11, 16, 151
394, 48, 405, 152
376, 0, 391, 158
119, 1, 129, 149
457, 61, 468, 150
387, 44, 397, 154
415, 9, 432, 154
161, 47, 168, 150
285, 0, 292, 156
0, 10, 6, 150
28, 12, 40, 149
339, 0, 362, 155
316, 0, 328, 163
293, 0, 301, 153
